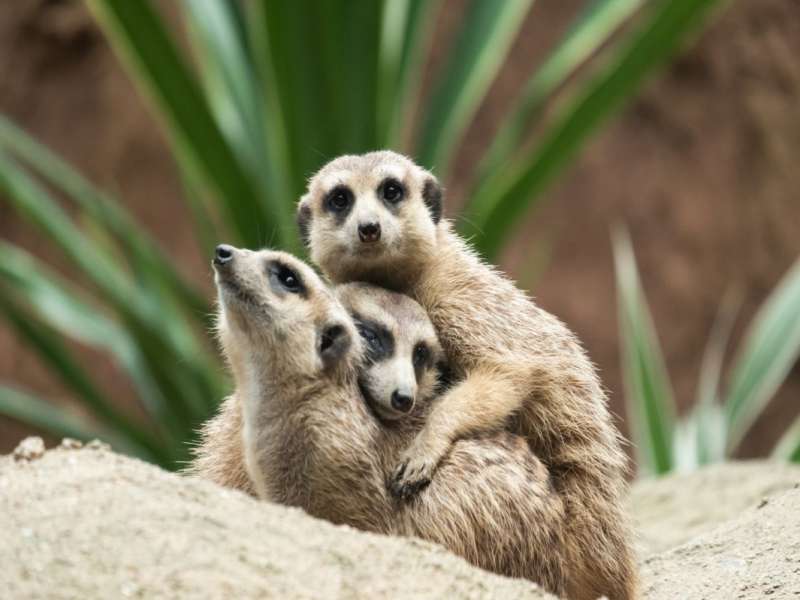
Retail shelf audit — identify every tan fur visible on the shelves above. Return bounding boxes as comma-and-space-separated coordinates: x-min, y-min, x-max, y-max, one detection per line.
191, 248, 569, 597
187, 393, 253, 496
300, 151, 639, 600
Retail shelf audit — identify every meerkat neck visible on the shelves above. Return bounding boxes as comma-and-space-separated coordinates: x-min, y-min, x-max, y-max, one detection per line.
238, 356, 393, 529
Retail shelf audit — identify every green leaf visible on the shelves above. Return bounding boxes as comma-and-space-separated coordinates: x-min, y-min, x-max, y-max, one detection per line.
87, 0, 275, 249
0, 385, 148, 460
182, 0, 298, 253
247, 0, 383, 197
613, 228, 676, 475
0, 150, 223, 461
0, 151, 204, 366
0, 116, 209, 323
246, 0, 330, 195
416, 0, 532, 173
377, 0, 442, 148
688, 288, 741, 464
465, 0, 730, 259
724, 257, 800, 451
474, 0, 644, 185
773, 415, 800, 463
0, 242, 184, 442
0, 293, 166, 462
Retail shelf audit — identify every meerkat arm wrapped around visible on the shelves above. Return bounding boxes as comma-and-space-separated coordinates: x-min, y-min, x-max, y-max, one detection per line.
388, 362, 526, 497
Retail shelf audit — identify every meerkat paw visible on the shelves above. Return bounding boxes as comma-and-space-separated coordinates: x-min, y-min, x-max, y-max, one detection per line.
389, 436, 448, 499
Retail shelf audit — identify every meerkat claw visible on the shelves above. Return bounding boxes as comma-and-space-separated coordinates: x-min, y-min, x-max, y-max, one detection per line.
390, 457, 434, 500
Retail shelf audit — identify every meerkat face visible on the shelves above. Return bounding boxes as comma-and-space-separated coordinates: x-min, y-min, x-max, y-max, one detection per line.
297, 151, 443, 285
335, 283, 445, 421
212, 245, 357, 379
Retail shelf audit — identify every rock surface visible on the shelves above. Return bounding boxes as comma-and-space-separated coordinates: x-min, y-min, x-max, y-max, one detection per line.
1, 440, 799, 599
629, 460, 800, 556
0, 440, 554, 600
640, 485, 800, 599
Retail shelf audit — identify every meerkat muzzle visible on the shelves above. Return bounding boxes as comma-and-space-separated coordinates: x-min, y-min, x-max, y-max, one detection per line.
358, 222, 381, 243
214, 244, 235, 267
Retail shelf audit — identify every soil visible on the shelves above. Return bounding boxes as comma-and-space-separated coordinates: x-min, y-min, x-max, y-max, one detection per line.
2, 441, 798, 599
630, 460, 800, 556
0, 441, 555, 600
1, 0, 800, 458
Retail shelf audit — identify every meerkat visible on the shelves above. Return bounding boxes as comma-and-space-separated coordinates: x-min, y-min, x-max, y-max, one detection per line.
205, 244, 569, 595
297, 151, 639, 600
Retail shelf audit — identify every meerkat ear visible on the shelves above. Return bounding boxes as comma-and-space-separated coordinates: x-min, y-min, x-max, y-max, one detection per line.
319, 323, 351, 370
297, 196, 312, 247
422, 178, 443, 224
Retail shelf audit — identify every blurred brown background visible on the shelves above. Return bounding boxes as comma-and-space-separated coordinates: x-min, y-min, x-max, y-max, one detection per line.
1, 0, 799, 457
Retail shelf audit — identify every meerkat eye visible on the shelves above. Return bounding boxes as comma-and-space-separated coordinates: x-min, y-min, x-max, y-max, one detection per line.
269, 262, 304, 294
380, 178, 405, 204
358, 325, 382, 351
413, 343, 430, 368
326, 186, 353, 213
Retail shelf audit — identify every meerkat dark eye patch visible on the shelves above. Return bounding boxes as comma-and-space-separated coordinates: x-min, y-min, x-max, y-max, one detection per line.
412, 342, 431, 370
353, 316, 394, 362
379, 178, 405, 205
324, 185, 354, 222
435, 361, 455, 391
422, 178, 443, 224
267, 261, 307, 297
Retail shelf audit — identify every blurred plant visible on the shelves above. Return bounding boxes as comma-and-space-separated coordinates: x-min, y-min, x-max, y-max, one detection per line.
614, 229, 800, 476
0, 0, 730, 467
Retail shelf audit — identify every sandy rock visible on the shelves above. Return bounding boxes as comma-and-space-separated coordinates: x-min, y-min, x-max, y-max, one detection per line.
2, 446, 798, 599
58, 437, 83, 450
629, 461, 800, 556
12, 436, 45, 461
641, 484, 800, 599
0, 446, 555, 600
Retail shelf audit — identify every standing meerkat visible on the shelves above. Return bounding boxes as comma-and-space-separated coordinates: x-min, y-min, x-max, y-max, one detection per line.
205, 245, 569, 595
297, 151, 638, 600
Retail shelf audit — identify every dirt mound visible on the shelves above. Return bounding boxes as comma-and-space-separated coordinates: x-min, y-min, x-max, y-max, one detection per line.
641, 484, 800, 599
629, 461, 800, 556
2, 440, 799, 599
0, 439, 554, 600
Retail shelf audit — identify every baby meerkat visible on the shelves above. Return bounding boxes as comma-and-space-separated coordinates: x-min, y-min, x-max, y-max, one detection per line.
298, 151, 638, 600
338, 281, 447, 423
205, 245, 569, 595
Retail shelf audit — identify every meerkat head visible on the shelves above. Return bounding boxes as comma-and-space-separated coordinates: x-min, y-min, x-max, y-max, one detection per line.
335, 282, 445, 422
297, 151, 444, 286
212, 244, 358, 382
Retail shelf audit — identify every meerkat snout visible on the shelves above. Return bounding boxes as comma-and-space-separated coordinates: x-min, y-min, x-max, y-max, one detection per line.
390, 389, 413, 413
214, 244, 235, 266
358, 221, 381, 243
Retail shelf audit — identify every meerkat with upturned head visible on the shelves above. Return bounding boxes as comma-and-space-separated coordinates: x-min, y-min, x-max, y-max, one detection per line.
298, 151, 638, 600
206, 245, 569, 595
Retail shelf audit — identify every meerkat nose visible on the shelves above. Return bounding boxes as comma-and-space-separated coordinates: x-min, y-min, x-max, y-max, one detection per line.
214, 244, 235, 266
390, 390, 413, 413
358, 222, 381, 243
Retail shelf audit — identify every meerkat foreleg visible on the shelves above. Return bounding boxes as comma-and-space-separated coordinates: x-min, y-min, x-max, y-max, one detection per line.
389, 362, 529, 498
